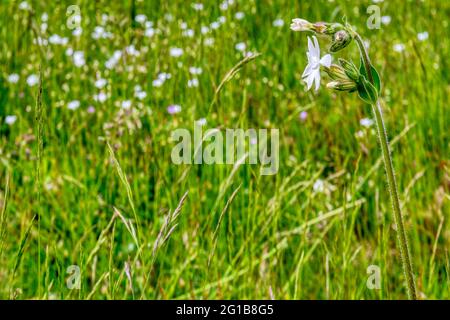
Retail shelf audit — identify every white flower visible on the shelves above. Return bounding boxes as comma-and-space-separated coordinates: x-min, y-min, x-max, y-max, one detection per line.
313, 179, 325, 193
26, 74, 39, 87
72, 27, 83, 37
135, 90, 147, 100
235, 42, 246, 52
94, 92, 107, 103
19, 1, 30, 10
210, 22, 220, 29
135, 14, 147, 24
273, 19, 284, 27
95, 78, 107, 89
360, 118, 374, 127
189, 67, 202, 75
121, 100, 132, 109
417, 31, 429, 41
235, 12, 245, 20
67, 100, 80, 110
5, 115, 17, 125
204, 38, 214, 46
183, 29, 194, 37
381, 16, 391, 25
145, 27, 155, 37
302, 36, 331, 91
187, 78, 199, 87
170, 47, 183, 57
73, 51, 85, 67
7, 73, 19, 84
393, 43, 405, 52
192, 3, 204, 11
290, 18, 311, 32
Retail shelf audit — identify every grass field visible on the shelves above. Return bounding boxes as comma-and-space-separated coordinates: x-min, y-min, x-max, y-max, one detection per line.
0, 0, 449, 300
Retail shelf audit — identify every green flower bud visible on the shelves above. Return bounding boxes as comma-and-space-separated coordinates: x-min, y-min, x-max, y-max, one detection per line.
338, 58, 359, 81
329, 30, 352, 52
326, 79, 357, 92
324, 64, 348, 80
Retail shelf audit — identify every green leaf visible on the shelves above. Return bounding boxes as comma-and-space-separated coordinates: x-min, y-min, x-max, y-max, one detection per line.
359, 57, 381, 93
357, 76, 378, 104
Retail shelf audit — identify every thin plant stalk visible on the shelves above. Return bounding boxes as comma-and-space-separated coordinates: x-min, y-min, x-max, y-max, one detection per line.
354, 33, 417, 300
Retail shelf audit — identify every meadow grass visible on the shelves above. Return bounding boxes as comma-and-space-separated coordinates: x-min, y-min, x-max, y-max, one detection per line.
0, 0, 449, 299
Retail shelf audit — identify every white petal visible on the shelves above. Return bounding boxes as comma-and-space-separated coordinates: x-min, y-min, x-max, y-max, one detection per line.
302, 63, 313, 78
314, 69, 321, 91
304, 71, 316, 91
312, 36, 320, 57
320, 54, 332, 68
307, 37, 316, 58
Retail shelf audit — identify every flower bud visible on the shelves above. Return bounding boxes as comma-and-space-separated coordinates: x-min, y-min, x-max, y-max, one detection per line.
290, 18, 313, 32
324, 64, 348, 80
329, 30, 352, 52
338, 58, 359, 81
326, 79, 357, 92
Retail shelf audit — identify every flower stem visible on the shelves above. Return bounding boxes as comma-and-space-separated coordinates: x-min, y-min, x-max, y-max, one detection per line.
354, 33, 417, 299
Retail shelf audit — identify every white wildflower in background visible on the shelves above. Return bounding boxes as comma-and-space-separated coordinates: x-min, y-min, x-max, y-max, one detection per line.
73, 51, 86, 67
95, 78, 107, 89
201, 26, 210, 34
204, 38, 214, 46
92, 26, 112, 40
94, 92, 107, 103
273, 19, 284, 27
152, 72, 171, 87
170, 47, 183, 57
299, 111, 308, 121
5, 115, 17, 125
126, 45, 140, 57
145, 27, 155, 38
41, 12, 48, 22
26, 74, 39, 87
49, 34, 69, 45
313, 179, 325, 193
19, 1, 30, 10
164, 13, 174, 22
121, 100, 132, 109
192, 3, 204, 11
7, 73, 19, 84
67, 100, 80, 110
302, 36, 332, 91
210, 21, 220, 30
135, 14, 147, 24
235, 12, 245, 20
66, 48, 74, 56
183, 29, 195, 37
381, 16, 391, 25
72, 27, 83, 37
105, 50, 122, 69
417, 31, 429, 41
187, 78, 199, 87
167, 104, 182, 114
134, 85, 147, 100
393, 43, 405, 52
189, 67, 203, 75
235, 42, 246, 52
360, 118, 374, 127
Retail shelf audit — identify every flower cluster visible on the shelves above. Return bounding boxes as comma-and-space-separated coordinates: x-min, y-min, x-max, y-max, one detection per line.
291, 17, 381, 105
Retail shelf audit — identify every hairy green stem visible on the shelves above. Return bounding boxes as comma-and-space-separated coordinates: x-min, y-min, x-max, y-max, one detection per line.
354, 34, 417, 299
